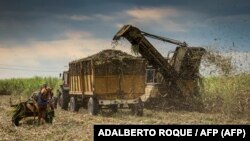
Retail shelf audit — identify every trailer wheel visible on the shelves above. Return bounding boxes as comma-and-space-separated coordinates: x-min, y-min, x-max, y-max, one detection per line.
130, 99, 143, 116
88, 97, 99, 115
58, 89, 69, 110
82, 98, 89, 109
110, 105, 118, 113
69, 96, 79, 112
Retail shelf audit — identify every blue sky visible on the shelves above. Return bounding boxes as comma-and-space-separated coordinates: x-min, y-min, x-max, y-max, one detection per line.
0, 0, 249, 78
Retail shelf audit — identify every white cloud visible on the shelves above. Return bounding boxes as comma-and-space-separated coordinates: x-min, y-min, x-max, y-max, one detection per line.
206, 14, 250, 24
61, 7, 188, 32
115, 23, 124, 29
0, 34, 131, 78
94, 14, 114, 21
62, 30, 92, 39
65, 14, 114, 22
69, 15, 93, 21
126, 7, 178, 21
124, 7, 187, 32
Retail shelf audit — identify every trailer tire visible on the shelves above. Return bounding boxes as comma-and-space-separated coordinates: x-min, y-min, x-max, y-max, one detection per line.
131, 99, 143, 116
110, 105, 118, 113
58, 89, 69, 110
69, 96, 79, 112
82, 98, 89, 109
88, 97, 99, 115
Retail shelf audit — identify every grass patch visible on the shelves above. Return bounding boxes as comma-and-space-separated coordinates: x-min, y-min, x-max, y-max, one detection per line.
202, 73, 250, 117
0, 76, 60, 96
0, 74, 249, 118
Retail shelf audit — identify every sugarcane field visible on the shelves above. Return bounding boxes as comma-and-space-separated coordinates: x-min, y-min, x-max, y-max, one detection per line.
0, 1, 249, 141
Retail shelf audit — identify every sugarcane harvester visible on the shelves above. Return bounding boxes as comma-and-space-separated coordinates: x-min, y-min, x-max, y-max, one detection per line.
113, 25, 206, 97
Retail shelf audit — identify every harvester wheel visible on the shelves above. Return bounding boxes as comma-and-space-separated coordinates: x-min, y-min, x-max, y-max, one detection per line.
88, 97, 99, 115
69, 96, 79, 112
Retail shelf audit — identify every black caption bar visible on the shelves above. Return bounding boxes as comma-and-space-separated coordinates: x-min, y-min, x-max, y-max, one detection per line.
94, 125, 250, 141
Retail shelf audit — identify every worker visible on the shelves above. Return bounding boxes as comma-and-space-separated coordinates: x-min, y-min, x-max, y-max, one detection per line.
30, 83, 48, 101
41, 83, 48, 90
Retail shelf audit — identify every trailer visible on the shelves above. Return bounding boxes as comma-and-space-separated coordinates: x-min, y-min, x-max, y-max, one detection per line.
58, 49, 146, 116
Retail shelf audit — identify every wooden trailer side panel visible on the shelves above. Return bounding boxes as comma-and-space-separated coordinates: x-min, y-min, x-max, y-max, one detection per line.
94, 74, 145, 100
81, 60, 94, 95
121, 75, 145, 94
93, 59, 146, 100
94, 75, 119, 94
69, 61, 94, 95
83, 74, 93, 94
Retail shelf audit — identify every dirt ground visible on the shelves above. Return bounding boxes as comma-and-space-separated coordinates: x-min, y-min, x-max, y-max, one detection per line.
0, 95, 249, 141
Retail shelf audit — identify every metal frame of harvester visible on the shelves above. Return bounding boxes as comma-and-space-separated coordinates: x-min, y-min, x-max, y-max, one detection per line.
113, 25, 206, 97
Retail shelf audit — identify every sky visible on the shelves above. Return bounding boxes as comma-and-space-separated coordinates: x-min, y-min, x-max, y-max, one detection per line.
0, 0, 249, 78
